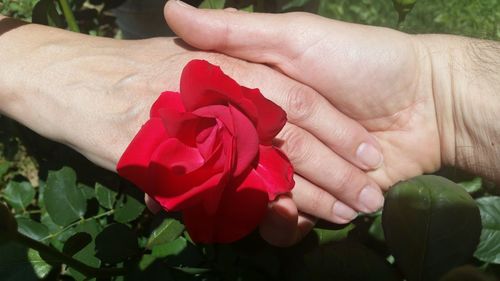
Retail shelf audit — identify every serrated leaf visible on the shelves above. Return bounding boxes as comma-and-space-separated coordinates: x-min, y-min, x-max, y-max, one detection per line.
95, 183, 117, 209
63, 232, 92, 257
28, 249, 52, 279
474, 196, 500, 264
95, 223, 139, 264
152, 237, 187, 258
146, 219, 184, 249
16, 217, 49, 241
44, 167, 86, 226
458, 177, 482, 194
199, 0, 225, 9
113, 195, 144, 223
2, 181, 35, 210
314, 224, 354, 245
382, 175, 481, 281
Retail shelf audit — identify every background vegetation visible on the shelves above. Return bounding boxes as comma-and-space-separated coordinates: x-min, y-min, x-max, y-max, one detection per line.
0, 0, 499, 280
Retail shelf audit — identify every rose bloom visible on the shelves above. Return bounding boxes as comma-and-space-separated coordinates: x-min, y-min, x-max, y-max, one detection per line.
117, 60, 294, 243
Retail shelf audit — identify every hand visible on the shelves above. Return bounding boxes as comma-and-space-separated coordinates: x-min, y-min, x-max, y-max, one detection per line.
163, 1, 458, 244
0, 16, 386, 245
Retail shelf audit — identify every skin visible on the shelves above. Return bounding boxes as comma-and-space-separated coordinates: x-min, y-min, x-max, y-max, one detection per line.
0, 13, 384, 245
164, 0, 500, 246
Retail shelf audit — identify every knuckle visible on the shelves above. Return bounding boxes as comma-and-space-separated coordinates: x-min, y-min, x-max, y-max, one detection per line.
285, 84, 318, 123
278, 126, 311, 164
307, 189, 335, 219
332, 166, 357, 194
328, 125, 352, 150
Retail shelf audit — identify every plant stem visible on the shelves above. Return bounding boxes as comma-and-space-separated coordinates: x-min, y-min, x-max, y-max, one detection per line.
57, 0, 80, 33
14, 232, 126, 278
42, 210, 114, 241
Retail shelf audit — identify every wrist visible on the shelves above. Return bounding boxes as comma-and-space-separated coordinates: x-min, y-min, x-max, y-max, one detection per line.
418, 34, 500, 182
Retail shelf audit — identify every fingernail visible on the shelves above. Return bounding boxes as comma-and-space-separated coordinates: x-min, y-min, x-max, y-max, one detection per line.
359, 185, 384, 213
356, 142, 383, 169
175, 0, 194, 8
333, 201, 358, 221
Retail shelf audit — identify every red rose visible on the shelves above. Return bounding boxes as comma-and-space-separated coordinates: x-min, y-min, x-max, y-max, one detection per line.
117, 60, 294, 243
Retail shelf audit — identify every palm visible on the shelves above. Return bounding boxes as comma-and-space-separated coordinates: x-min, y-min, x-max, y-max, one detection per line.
299, 27, 441, 188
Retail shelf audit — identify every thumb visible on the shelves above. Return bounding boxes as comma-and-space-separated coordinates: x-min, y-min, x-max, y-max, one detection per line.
164, 0, 313, 67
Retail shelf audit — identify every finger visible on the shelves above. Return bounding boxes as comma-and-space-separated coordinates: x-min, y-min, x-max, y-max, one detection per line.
277, 123, 384, 213
259, 195, 316, 247
291, 174, 358, 223
164, 1, 339, 80
272, 80, 383, 170
165, 2, 383, 171
144, 194, 162, 213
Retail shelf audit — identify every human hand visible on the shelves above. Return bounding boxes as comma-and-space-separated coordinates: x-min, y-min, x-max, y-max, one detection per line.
0, 17, 386, 245
163, 1, 462, 244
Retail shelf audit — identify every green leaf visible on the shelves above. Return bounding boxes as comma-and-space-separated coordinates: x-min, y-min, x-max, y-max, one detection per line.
152, 237, 188, 258
2, 181, 35, 210
146, 219, 184, 249
27, 249, 52, 279
313, 224, 355, 245
458, 177, 483, 194
95, 223, 139, 264
0, 161, 10, 179
63, 232, 92, 257
78, 183, 95, 200
282, 0, 311, 10
0, 203, 17, 243
68, 220, 101, 281
95, 183, 117, 209
16, 217, 49, 241
369, 214, 385, 242
199, 0, 225, 9
0, 241, 39, 281
382, 175, 482, 281
44, 167, 86, 226
241, 5, 253, 12
139, 254, 156, 271
32, 0, 65, 27
113, 194, 145, 223
474, 196, 500, 264
393, 0, 417, 23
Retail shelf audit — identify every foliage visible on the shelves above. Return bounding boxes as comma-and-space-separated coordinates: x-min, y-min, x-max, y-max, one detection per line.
1, 1, 500, 280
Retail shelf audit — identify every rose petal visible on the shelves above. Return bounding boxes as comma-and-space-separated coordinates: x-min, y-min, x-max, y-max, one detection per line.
254, 146, 295, 200
159, 110, 215, 147
116, 118, 168, 193
149, 139, 226, 210
194, 105, 259, 177
180, 60, 259, 124
182, 170, 268, 243
228, 105, 259, 176
150, 91, 185, 118
241, 87, 287, 144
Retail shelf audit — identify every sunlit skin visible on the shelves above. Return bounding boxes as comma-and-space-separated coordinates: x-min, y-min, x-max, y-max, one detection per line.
164, 0, 500, 246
